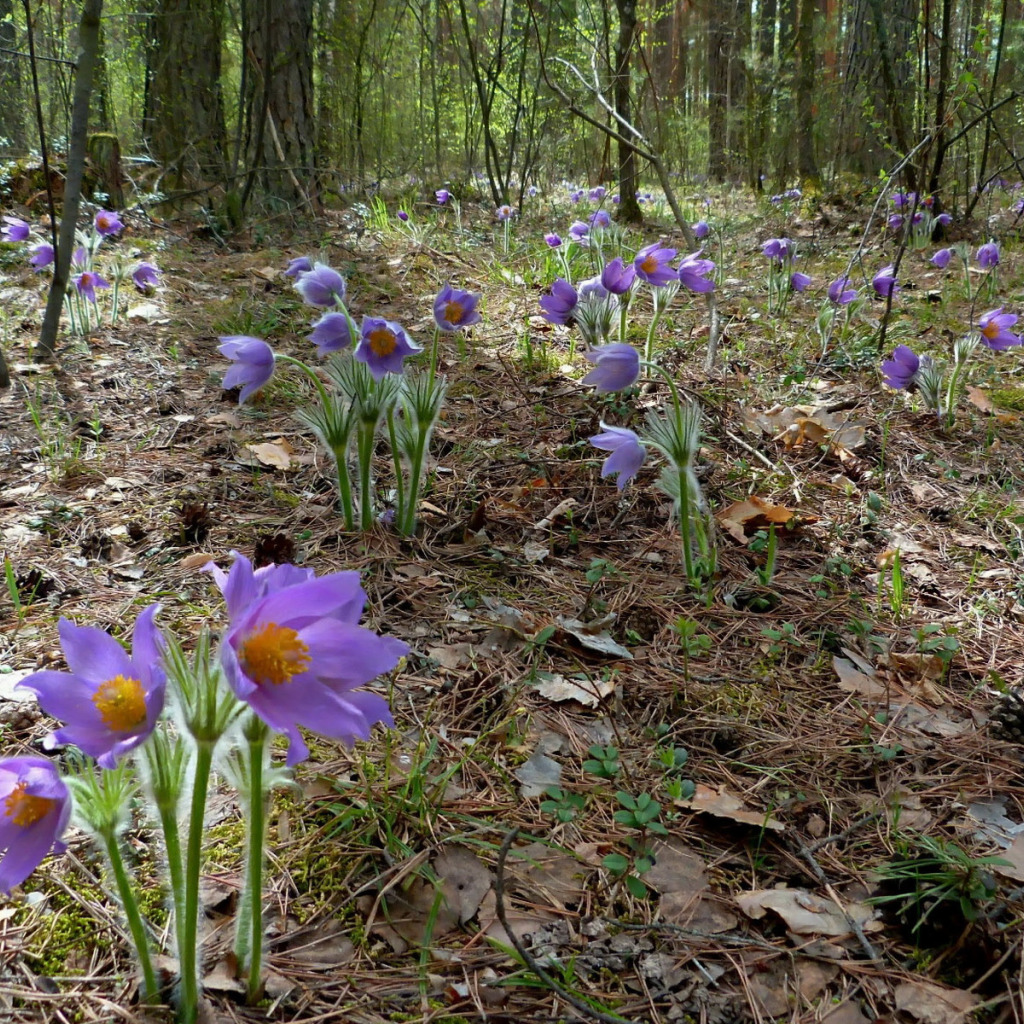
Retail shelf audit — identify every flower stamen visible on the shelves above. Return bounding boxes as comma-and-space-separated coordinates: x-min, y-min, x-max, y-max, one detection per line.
4, 783, 56, 827
239, 623, 311, 686
92, 675, 148, 732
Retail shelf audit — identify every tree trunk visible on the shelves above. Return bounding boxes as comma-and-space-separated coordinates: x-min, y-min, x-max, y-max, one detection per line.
795, 0, 819, 181
0, 0, 25, 156
613, 0, 643, 222
707, 1, 729, 180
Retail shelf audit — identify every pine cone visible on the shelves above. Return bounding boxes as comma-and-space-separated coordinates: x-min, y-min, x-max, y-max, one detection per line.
989, 688, 1024, 744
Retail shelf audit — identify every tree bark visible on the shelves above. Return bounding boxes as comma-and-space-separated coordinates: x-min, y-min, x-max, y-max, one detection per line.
795, 0, 819, 181
707, 0, 729, 180
0, 0, 25, 156
613, 0, 642, 223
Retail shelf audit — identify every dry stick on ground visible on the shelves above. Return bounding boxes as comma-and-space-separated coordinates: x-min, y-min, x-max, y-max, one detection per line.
494, 828, 644, 1024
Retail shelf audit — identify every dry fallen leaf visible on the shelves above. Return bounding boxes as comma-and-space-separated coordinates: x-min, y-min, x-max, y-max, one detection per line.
716, 495, 799, 543
674, 784, 785, 831
246, 440, 294, 470
894, 980, 980, 1024
533, 672, 616, 707
832, 655, 886, 697
735, 888, 880, 937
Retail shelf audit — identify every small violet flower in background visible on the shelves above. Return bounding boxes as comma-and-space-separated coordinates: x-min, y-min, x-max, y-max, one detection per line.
581, 342, 640, 392
283, 256, 314, 279
634, 243, 678, 286
73, 270, 110, 303
544, 232, 562, 247
935, 212, 952, 227
600, 257, 636, 295
309, 312, 353, 356
1, 216, 29, 243
881, 345, 920, 389
887, 213, 904, 231
294, 262, 346, 308
589, 186, 606, 201
219, 564, 409, 766
355, 316, 422, 378
29, 242, 54, 271
762, 237, 793, 263
891, 192, 916, 209
435, 189, 451, 205
131, 262, 160, 292
590, 209, 611, 230
828, 276, 857, 304
692, 220, 710, 239
219, 335, 275, 403
17, 606, 165, 770
0, 757, 71, 893
872, 264, 899, 298
677, 251, 716, 293
977, 307, 1021, 351
790, 271, 811, 292
568, 221, 589, 243
434, 283, 482, 332
71, 246, 88, 269
539, 278, 577, 325
977, 240, 1000, 268
93, 210, 124, 237
931, 248, 952, 269
590, 424, 646, 490
397, 210, 409, 222
569, 188, 584, 203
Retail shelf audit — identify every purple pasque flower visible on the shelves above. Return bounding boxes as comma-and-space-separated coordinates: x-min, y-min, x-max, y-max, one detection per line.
544, 232, 562, 247
590, 209, 611, 230
219, 336, 276, 403
872, 264, 899, 297
435, 189, 451, 205
434, 283, 482, 332
17, 606, 165, 770
790, 271, 811, 292
497, 204, 515, 221
294, 262, 346, 308
131, 261, 160, 291
206, 551, 315, 624
881, 345, 920, 389
931, 248, 952, 269
887, 213, 905, 231
1, 216, 29, 243
600, 257, 636, 295
284, 256, 314, 279
354, 316, 422, 378
677, 250, 716, 293
590, 423, 646, 490
977, 307, 1021, 351
577, 275, 611, 301
761, 237, 793, 263
0, 757, 71, 893
977, 241, 1000, 268
612, 194, 621, 204
71, 246, 88, 270
568, 220, 590, 243
589, 186, 607, 201
891, 191, 916, 209
539, 278, 577, 325
73, 270, 110, 303
581, 342, 640, 392
29, 242, 54, 271
309, 312, 353, 356
634, 243, 678, 286
935, 212, 952, 227
828, 276, 857, 304
220, 568, 408, 766
397, 210, 409, 222
93, 210, 124, 236
569, 188, 584, 203
692, 220, 710, 239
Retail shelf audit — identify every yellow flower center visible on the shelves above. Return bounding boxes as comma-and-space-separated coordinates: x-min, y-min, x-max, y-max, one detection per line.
239, 622, 310, 686
367, 326, 398, 357
444, 300, 464, 324
92, 674, 147, 732
640, 255, 658, 274
982, 320, 999, 340
4, 783, 56, 828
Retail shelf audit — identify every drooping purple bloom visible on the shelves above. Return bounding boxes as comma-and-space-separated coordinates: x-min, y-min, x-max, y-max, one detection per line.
29, 242, 54, 271
677, 251, 716, 293
612, 194, 621, 204
600, 258, 636, 295
590, 424, 646, 490
911, 211, 924, 225
397, 210, 409, 222
219, 336, 276, 403
354, 316, 422, 378
634, 243, 678, 286
1, 216, 29, 243
131, 262, 160, 292
220, 568, 408, 765
17, 606, 165, 770
577, 275, 611, 301
589, 186, 607, 201
544, 232, 562, 247
590, 209, 611, 230
294, 262, 346, 308
71, 246, 88, 269
762, 237, 793, 263
692, 220, 710, 239
93, 210, 124, 237
539, 278, 577, 325
872, 264, 899, 298
790, 271, 811, 292
881, 345, 920, 389
284, 256, 314, 279
434, 283, 482, 332
73, 270, 110, 303
977, 241, 1000, 269
977, 307, 1021, 351
891, 192, 916, 209
309, 312, 354, 355
581, 343, 641, 392
435, 189, 451, 205
568, 220, 590, 243
931, 248, 952, 269
935, 212, 952, 227
205, 551, 316, 624
0, 758, 71, 893
828, 276, 857, 305
887, 213, 905, 231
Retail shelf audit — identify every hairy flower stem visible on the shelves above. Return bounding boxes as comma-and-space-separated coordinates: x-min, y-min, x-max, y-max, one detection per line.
400, 430, 428, 537
235, 720, 268, 1003
428, 326, 442, 389
676, 464, 696, 581
179, 740, 214, 1024
99, 825, 159, 1003
644, 309, 665, 364
619, 301, 630, 344
110, 278, 120, 324
385, 409, 406, 528
330, 446, 355, 530
356, 421, 376, 530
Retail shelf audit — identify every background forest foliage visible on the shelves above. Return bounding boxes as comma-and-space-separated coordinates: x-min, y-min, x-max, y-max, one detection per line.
0, 0, 1021, 216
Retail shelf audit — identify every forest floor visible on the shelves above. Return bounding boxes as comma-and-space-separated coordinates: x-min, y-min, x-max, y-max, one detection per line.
1, 188, 1024, 1024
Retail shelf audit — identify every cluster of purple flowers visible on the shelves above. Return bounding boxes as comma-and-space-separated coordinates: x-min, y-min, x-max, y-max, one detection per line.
769, 188, 802, 205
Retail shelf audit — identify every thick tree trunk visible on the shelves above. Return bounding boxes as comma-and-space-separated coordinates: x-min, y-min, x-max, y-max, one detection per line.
796, 0, 819, 181
613, 0, 643, 223
0, 0, 25, 156
707, 2, 729, 180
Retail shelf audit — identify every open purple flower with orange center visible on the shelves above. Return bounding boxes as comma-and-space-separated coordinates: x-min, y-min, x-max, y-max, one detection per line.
93, 210, 124, 236
634, 243, 678, 286
355, 316, 422, 378
496, 205, 515, 222
17, 606, 165, 770
294, 262, 346, 308
581, 342, 640, 392
219, 335, 276, 403
590, 424, 645, 490
73, 270, 110, 303
977, 308, 1021, 351
434, 283, 482, 332
0, 758, 71, 892
220, 568, 408, 765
